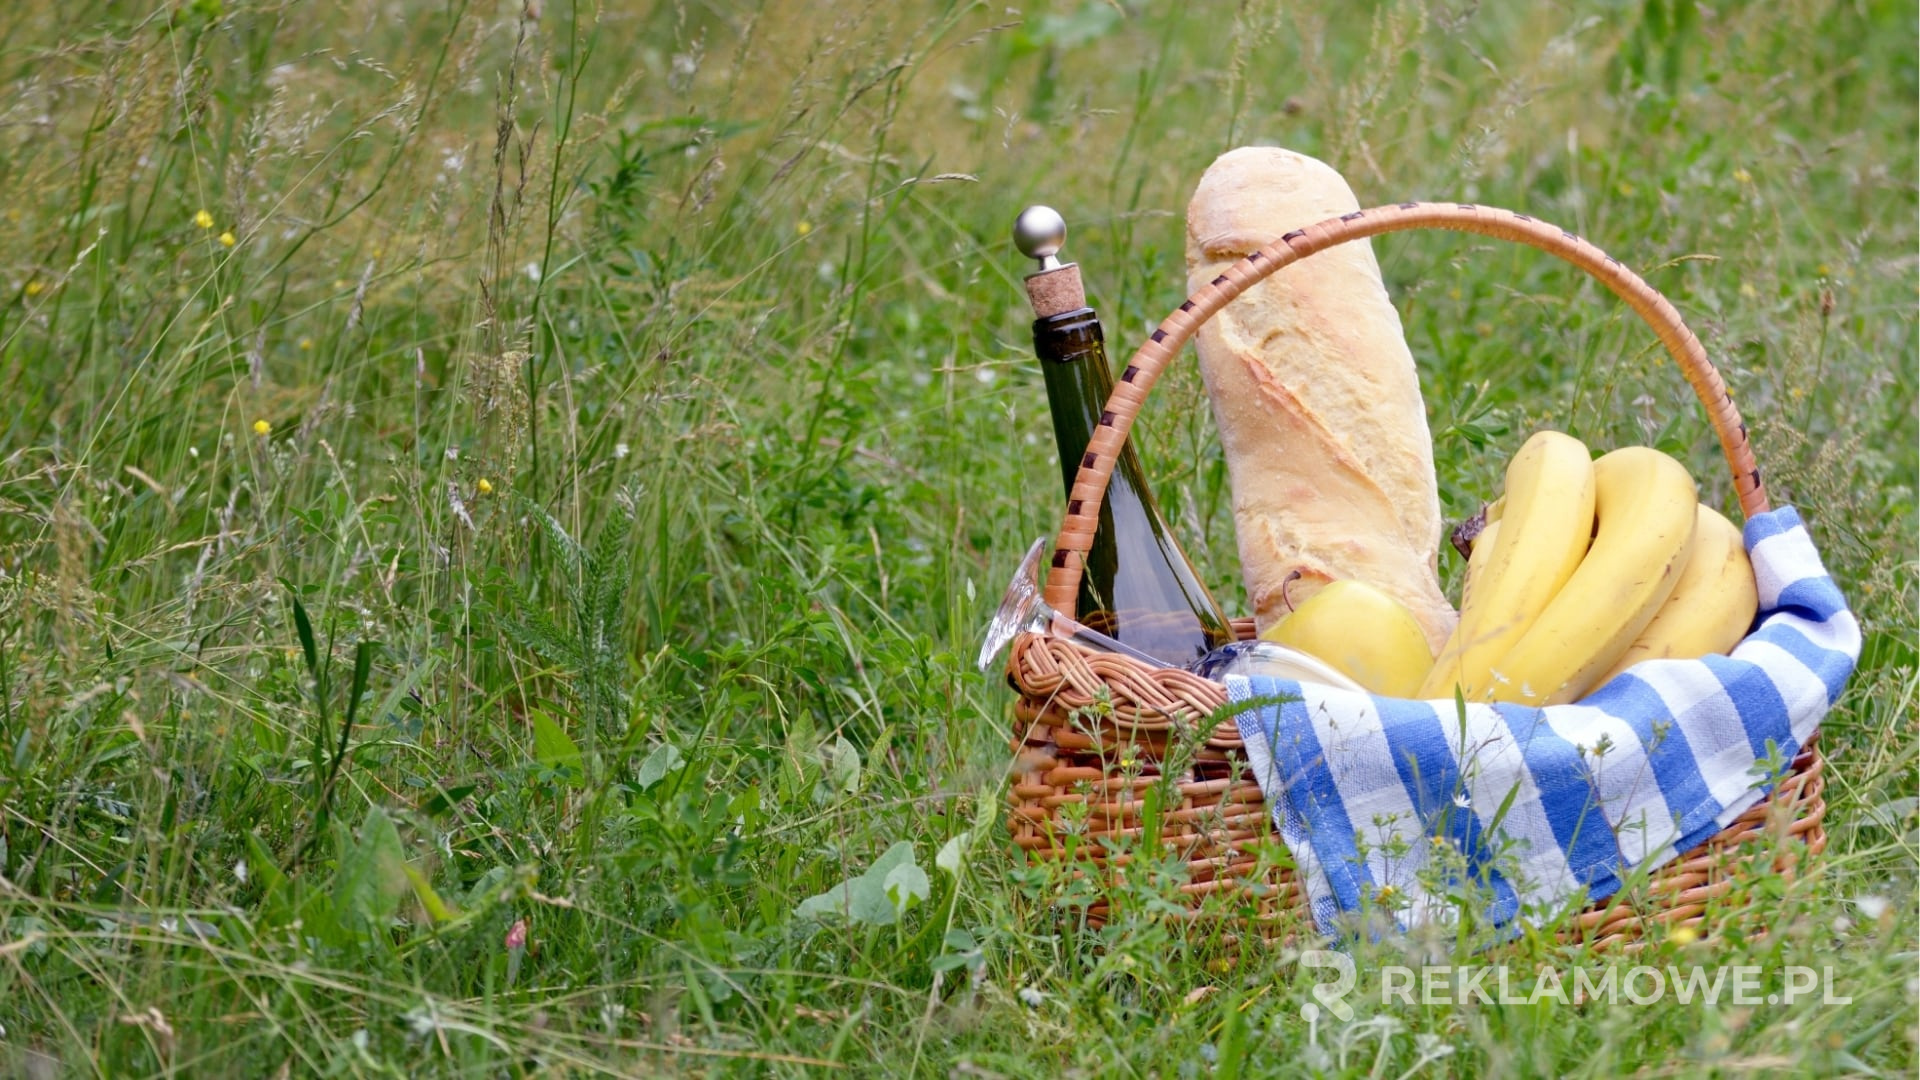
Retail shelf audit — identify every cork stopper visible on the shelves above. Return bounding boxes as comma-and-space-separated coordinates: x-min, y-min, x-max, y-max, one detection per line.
1024, 263, 1085, 318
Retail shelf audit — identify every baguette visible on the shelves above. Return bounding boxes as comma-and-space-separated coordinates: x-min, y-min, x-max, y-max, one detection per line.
1185, 147, 1455, 650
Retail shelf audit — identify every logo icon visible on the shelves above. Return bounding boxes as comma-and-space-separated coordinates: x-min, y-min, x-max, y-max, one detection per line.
1299, 950, 1355, 1023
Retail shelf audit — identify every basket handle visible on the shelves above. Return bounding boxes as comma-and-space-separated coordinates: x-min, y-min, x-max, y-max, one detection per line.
1044, 201, 1769, 613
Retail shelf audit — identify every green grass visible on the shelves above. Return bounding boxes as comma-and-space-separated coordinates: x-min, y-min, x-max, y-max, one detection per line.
0, 0, 1913, 1075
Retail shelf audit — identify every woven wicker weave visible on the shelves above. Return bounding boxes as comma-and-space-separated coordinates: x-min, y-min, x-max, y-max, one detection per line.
1004, 202, 1825, 947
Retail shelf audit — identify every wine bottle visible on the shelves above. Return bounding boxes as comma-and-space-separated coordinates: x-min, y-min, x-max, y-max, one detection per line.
1013, 206, 1234, 665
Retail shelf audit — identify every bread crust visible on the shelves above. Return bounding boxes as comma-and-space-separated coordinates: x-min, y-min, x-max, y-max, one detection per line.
1185, 147, 1455, 649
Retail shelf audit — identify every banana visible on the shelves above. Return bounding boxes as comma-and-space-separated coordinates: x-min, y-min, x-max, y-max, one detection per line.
1485, 446, 1699, 705
1593, 504, 1756, 686
1419, 431, 1597, 701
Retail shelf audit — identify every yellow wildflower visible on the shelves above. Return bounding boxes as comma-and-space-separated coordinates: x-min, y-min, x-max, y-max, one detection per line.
1668, 925, 1699, 946
477, 478, 494, 495
796, 221, 813, 236
24, 280, 44, 297
1732, 168, 1752, 185
219, 231, 237, 248
298, 337, 313, 350
252, 419, 271, 436
194, 209, 214, 229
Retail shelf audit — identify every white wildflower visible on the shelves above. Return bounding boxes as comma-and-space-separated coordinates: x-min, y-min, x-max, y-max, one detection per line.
447, 482, 474, 529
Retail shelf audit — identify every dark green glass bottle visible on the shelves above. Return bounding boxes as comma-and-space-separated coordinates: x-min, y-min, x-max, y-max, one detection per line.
1034, 306, 1234, 665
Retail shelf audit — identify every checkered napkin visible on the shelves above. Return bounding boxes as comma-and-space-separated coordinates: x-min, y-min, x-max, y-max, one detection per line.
1226, 506, 1859, 937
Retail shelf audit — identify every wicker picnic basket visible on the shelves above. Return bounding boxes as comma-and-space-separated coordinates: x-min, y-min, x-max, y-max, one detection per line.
1003, 202, 1827, 948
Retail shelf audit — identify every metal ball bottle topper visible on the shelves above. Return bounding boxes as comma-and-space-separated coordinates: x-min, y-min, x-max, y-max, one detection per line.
1013, 205, 1068, 271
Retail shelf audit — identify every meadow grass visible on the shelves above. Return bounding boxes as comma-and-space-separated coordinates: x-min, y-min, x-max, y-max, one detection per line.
0, 0, 1913, 1075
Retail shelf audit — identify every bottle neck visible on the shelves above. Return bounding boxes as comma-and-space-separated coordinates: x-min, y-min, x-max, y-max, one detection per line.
1033, 306, 1106, 368
1033, 306, 1123, 500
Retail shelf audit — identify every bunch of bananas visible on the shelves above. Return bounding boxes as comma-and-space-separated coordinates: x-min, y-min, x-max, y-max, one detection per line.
1417, 431, 1760, 706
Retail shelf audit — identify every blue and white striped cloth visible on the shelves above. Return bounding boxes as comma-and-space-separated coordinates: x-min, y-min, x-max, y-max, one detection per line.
1227, 507, 1859, 938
